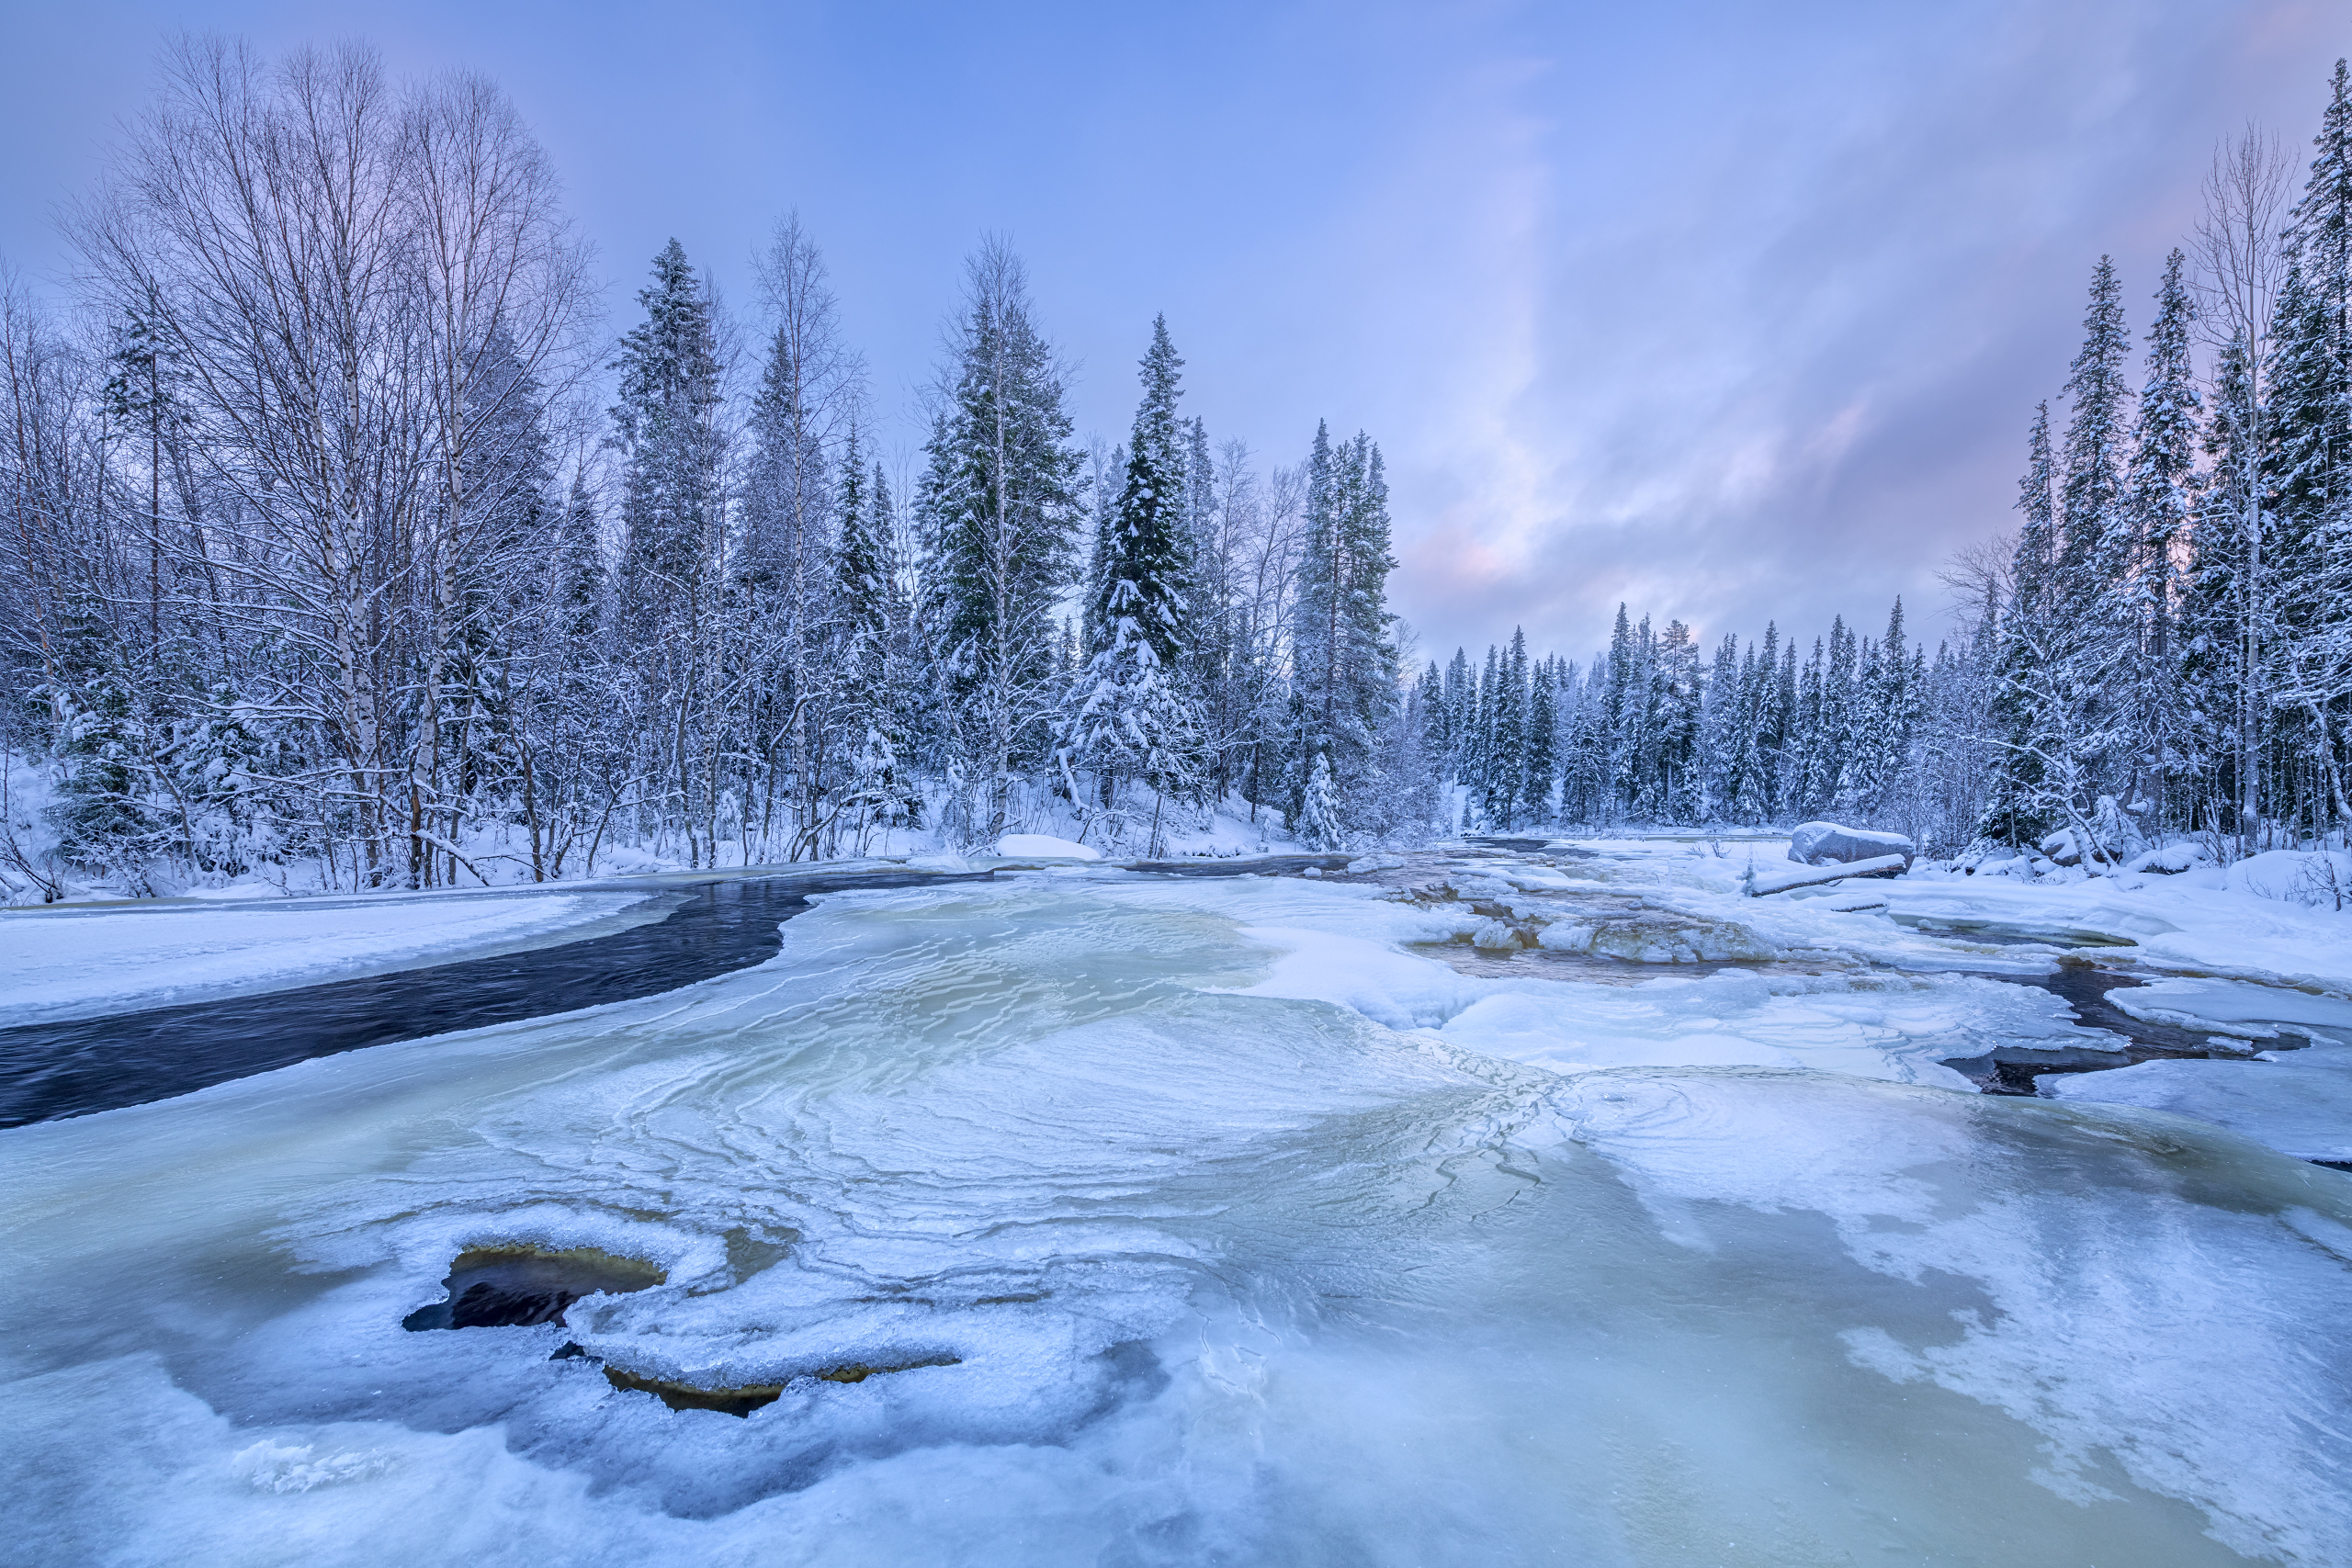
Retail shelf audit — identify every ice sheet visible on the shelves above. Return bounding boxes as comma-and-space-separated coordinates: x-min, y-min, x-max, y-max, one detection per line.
4, 861, 2349, 1565
2042, 1045, 2352, 1163
0, 887, 666, 1026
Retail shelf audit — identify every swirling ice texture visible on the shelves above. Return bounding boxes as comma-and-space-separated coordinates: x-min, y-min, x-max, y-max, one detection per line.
3, 869, 2349, 1566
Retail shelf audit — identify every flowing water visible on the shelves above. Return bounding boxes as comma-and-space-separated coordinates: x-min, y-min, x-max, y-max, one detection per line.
4, 865, 2348, 1565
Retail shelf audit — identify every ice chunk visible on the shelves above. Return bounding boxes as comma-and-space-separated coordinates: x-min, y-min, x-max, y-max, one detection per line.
1470, 919, 1522, 951
2105, 976, 2352, 1041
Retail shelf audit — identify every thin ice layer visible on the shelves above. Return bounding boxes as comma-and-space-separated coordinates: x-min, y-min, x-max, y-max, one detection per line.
2042, 1044, 2352, 1163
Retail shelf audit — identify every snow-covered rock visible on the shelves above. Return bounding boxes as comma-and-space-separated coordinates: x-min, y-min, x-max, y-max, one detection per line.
1471, 919, 1523, 951
992, 834, 1102, 862
1789, 821, 1914, 870
1536, 922, 1596, 953
2125, 840, 2204, 874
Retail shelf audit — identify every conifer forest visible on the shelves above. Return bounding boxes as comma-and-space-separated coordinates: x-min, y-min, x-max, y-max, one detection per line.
6, 41, 2352, 898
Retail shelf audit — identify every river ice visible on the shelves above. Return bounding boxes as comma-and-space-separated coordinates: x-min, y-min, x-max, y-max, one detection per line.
4, 854, 2349, 1565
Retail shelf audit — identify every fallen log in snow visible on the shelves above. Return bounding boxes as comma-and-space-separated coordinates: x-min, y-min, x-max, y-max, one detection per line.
1743, 854, 1907, 897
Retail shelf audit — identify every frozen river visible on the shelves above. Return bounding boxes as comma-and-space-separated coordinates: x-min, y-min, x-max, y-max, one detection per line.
5, 848, 2350, 1565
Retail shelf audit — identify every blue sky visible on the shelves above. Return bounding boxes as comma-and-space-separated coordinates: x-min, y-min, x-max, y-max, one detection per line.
3, 0, 2343, 664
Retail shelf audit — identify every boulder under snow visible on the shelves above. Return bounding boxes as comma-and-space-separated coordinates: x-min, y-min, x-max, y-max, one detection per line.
1789, 821, 1914, 870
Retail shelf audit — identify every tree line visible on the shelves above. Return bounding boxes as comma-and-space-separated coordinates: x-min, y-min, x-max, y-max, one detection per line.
6, 41, 2348, 898
1439, 60, 2352, 865
0, 39, 1434, 897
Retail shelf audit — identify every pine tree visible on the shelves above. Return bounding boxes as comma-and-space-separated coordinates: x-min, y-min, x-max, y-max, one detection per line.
1290, 424, 1398, 831
2124, 250, 2202, 815
610, 240, 725, 611
607, 240, 727, 862
1981, 404, 2058, 844
830, 431, 920, 842
2058, 257, 2133, 610
1297, 750, 1345, 851
920, 243, 1082, 839
1521, 653, 1558, 826
1654, 620, 1702, 821
1059, 315, 1204, 826
1489, 628, 1528, 829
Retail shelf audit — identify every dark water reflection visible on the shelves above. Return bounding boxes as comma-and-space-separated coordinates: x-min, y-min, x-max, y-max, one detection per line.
0, 868, 991, 1128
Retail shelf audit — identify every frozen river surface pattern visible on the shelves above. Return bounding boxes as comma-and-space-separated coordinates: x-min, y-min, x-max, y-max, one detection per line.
4, 852, 2350, 1566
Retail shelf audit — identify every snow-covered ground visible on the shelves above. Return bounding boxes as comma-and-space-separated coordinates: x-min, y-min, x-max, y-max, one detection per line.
0, 886, 670, 1026
4, 840, 2349, 1563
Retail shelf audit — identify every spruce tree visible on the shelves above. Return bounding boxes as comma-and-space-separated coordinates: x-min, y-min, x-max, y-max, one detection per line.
1059, 315, 1204, 824
828, 429, 919, 840
2125, 251, 2202, 813
1521, 653, 1558, 826
610, 240, 725, 612
1290, 424, 1398, 830
1980, 404, 2059, 844
920, 243, 1082, 837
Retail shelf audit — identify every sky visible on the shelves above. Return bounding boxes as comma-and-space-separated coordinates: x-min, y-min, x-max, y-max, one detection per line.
3, 0, 2344, 665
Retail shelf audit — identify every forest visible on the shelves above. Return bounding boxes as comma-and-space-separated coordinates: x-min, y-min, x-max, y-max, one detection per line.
4, 39, 2350, 898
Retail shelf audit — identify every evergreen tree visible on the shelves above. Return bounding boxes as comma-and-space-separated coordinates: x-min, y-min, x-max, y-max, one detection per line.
607, 240, 727, 862
1521, 653, 1558, 826
1981, 404, 2058, 844
2124, 250, 2202, 813
920, 243, 1082, 839
1289, 424, 1398, 830
848, 443, 923, 840
1059, 315, 1204, 828
610, 240, 725, 613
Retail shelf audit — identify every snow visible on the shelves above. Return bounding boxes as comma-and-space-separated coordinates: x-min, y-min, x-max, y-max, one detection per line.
992, 834, 1102, 861
5, 840, 2351, 1562
1884, 868, 2352, 995
2226, 848, 2352, 906
0, 887, 666, 1026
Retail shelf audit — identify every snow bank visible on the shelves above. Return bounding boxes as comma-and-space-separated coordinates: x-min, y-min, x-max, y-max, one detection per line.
992, 834, 1102, 861
2227, 849, 2352, 908
0, 888, 666, 1027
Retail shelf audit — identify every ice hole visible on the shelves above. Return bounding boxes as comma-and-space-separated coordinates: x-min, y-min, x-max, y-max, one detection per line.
400, 1245, 665, 1332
